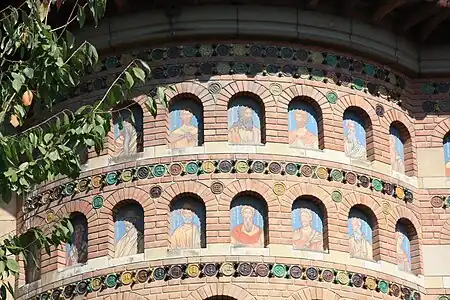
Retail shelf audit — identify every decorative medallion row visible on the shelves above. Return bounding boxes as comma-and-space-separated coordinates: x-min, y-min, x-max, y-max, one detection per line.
62, 43, 409, 105
34, 260, 421, 300
25, 159, 413, 213
430, 195, 450, 209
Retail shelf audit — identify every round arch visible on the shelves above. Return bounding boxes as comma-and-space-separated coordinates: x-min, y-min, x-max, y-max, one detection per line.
186, 283, 256, 300
287, 286, 342, 300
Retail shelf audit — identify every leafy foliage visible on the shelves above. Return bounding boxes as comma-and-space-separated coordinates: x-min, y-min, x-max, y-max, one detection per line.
0, 0, 170, 298
0, 0, 169, 201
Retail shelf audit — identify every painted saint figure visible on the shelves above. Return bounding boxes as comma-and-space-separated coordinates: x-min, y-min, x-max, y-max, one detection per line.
66, 221, 88, 266
396, 230, 411, 272
168, 109, 199, 149
228, 106, 261, 144
390, 128, 405, 174
170, 203, 202, 250
288, 109, 319, 149
230, 205, 264, 248
348, 216, 373, 260
292, 208, 323, 251
343, 119, 367, 160
114, 208, 144, 258
113, 111, 139, 157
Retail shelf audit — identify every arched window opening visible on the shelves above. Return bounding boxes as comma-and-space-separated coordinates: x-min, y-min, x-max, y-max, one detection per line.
169, 195, 206, 250
205, 297, 237, 300
390, 122, 412, 175
444, 132, 450, 176
113, 201, 144, 258
24, 232, 41, 283
168, 95, 204, 149
348, 206, 376, 260
228, 94, 265, 145
288, 97, 323, 150
291, 197, 327, 251
230, 193, 268, 248
396, 218, 420, 274
112, 103, 143, 157
66, 213, 88, 266
343, 107, 372, 161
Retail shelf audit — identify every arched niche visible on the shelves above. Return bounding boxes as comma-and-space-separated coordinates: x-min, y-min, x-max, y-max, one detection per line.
112, 103, 143, 157
230, 193, 268, 248
288, 97, 323, 150
65, 213, 88, 266
228, 93, 265, 145
205, 297, 237, 300
390, 121, 412, 175
168, 94, 204, 149
113, 201, 144, 258
24, 231, 41, 283
169, 195, 206, 250
396, 218, 420, 274
291, 197, 327, 252
348, 205, 377, 260
343, 107, 372, 161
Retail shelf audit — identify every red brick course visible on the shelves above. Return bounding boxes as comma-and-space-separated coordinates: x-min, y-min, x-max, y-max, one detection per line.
14, 44, 450, 298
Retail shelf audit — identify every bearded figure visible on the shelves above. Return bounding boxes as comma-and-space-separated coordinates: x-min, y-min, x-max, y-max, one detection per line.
292, 209, 323, 251
228, 106, 261, 144
231, 205, 264, 248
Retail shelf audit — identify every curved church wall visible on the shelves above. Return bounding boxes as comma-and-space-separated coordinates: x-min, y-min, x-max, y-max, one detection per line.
14, 7, 450, 300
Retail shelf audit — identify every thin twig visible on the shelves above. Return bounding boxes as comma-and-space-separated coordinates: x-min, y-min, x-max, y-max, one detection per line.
53, 1, 83, 35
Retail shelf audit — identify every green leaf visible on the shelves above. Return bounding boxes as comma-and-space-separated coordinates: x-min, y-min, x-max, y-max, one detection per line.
145, 96, 156, 115
23, 68, 34, 79
4, 168, 17, 183
19, 177, 29, 187
44, 133, 53, 143
132, 67, 146, 83
107, 85, 123, 106
66, 31, 75, 49
18, 162, 28, 171
6, 259, 19, 273
77, 4, 86, 27
124, 71, 134, 90
0, 260, 5, 274
12, 78, 22, 93
47, 150, 61, 161
29, 133, 38, 147
38, 146, 47, 155
156, 87, 167, 108
88, 44, 98, 63
14, 105, 26, 118
138, 59, 151, 74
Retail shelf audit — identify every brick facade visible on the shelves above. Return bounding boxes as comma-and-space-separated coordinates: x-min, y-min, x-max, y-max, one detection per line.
13, 18, 450, 300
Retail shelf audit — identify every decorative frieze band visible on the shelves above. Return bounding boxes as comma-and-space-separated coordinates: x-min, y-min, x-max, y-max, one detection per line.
34, 260, 421, 300
62, 43, 410, 106
24, 159, 414, 213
